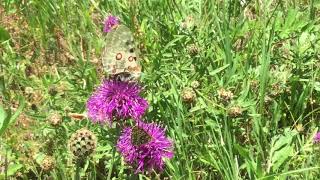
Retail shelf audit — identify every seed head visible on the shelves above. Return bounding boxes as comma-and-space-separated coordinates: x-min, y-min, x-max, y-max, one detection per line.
24, 87, 34, 95
48, 112, 62, 126
69, 128, 97, 159
250, 80, 259, 92
309, 98, 316, 105
191, 80, 200, 89
295, 124, 304, 133
181, 87, 196, 103
187, 44, 200, 56
180, 16, 196, 30
15, 113, 33, 129
48, 85, 58, 96
217, 88, 234, 104
228, 106, 243, 118
41, 156, 55, 172
264, 95, 273, 105
15, 172, 23, 178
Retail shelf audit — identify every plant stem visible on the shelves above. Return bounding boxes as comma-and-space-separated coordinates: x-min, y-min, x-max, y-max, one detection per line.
75, 162, 81, 180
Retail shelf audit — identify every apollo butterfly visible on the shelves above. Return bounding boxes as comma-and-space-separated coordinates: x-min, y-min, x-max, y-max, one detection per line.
102, 25, 142, 82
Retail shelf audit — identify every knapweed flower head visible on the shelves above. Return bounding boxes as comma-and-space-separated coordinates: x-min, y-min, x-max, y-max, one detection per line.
314, 132, 320, 143
117, 121, 174, 173
86, 79, 148, 124
103, 15, 119, 33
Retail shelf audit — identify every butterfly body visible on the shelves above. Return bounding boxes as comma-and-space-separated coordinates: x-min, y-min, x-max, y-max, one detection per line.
131, 126, 152, 146
102, 25, 141, 82
110, 72, 135, 82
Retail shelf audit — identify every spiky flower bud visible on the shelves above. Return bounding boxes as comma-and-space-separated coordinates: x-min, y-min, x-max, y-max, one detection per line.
24, 87, 34, 95
180, 16, 196, 30
48, 112, 62, 126
23, 132, 35, 141
295, 124, 304, 133
187, 44, 200, 56
309, 98, 316, 105
217, 88, 234, 104
48, 85, 58, 96
69, 128, 97, 159
250, 80, 259, 92
264, 95, 273, 105
191, 80, 200, 89
15, 172, 23, 178
181, 87, 196, 103
228, 106, 243, 118
41, 156, 55, 172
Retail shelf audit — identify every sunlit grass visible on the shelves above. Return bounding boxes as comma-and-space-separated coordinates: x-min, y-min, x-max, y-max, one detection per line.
1, 0, 320, 179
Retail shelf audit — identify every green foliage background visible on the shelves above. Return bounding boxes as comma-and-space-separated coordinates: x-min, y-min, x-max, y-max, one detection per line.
1, 0, 320, 179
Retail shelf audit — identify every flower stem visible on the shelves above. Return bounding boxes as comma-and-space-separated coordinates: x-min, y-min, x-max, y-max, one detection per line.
75, 162, 81, 180
107, 146, 116, 180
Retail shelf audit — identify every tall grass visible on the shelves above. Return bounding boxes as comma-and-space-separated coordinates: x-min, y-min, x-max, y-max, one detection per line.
1, 0, 320, 179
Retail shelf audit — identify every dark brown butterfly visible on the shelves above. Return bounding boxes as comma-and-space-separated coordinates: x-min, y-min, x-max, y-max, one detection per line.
131, 126, 152, 146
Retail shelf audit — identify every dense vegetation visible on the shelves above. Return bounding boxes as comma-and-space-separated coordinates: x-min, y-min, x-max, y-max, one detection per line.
1, 0, 320, 179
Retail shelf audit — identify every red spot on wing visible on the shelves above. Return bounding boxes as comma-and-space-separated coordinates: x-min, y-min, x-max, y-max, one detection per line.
128, 56, 134, 62
116, 53, 122, 60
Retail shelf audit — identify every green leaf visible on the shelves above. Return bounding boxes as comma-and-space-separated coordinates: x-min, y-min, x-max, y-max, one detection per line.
8, 97, 26, 126
0, 105, 7, 128
271, 145, 293, 172
7, 164, 23, 176
269, 129, 297, 172
235, 144, 257, 178
0, 76, 5, 93
162, 35, 185, 52
0, 26, 10, 43
283, 9, 297, 31
0, 105, 11, 136
209, 64, 230, 76
0, 97, 25, 136
314, 82, 320, 92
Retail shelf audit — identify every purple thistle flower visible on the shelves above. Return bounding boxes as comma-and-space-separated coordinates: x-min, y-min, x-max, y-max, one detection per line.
314, 132, 320, 143
103, 15, 119, 33
86, 80, 148, 124
117, 121, 174, 173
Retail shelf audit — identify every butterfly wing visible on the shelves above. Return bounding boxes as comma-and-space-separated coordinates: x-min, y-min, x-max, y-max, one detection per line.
131, 126, 152, 146
102, 25, 141, 81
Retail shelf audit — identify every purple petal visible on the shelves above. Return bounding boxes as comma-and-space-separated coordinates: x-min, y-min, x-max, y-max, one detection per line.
116, 122, 174, 173
86, 80, 148, 124
103, 15, 120, 33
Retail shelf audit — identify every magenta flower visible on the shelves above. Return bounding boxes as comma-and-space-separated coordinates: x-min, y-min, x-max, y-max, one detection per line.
314, 132, 320, 143
117, 121, 174, 173
86, 80, 148, 124
103, 15, 119, 33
